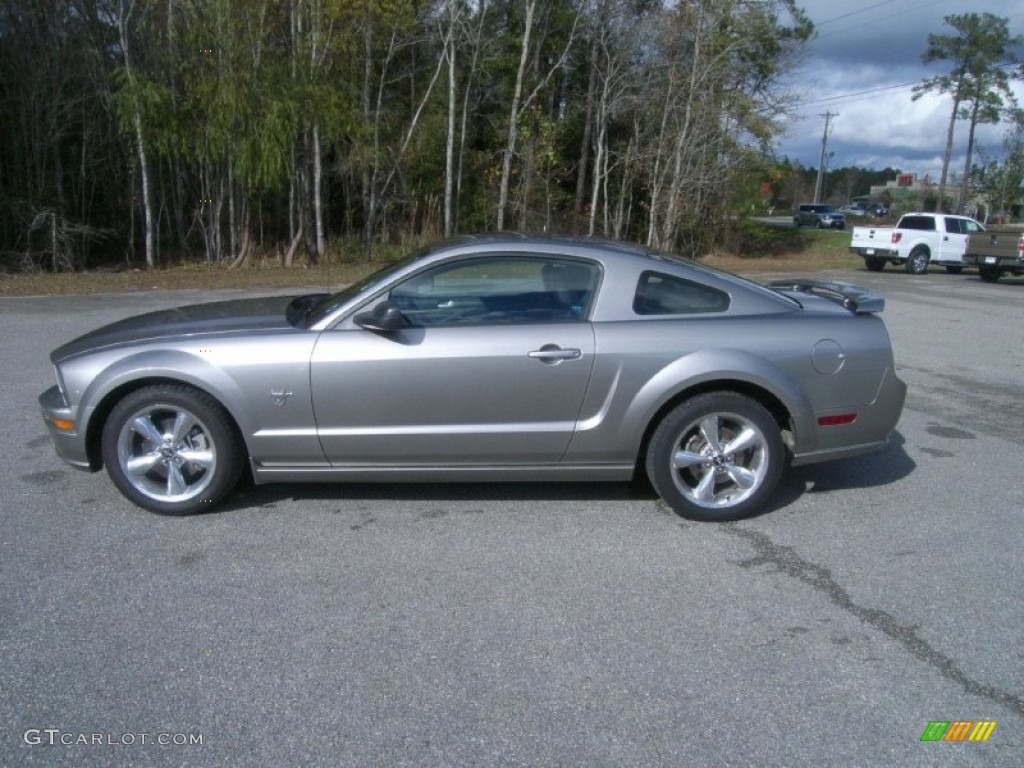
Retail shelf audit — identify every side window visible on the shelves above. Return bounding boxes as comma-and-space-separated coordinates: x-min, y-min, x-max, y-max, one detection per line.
944, 217, 963, 235
389, 256, 598, 326
633, 271, 730, 315
962, 219, 982, 234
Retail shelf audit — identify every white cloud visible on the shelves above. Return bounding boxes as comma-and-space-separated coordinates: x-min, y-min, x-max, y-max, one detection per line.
777, 0, 1024, 175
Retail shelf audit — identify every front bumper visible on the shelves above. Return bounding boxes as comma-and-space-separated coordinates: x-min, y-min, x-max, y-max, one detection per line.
38, 385, 92, 470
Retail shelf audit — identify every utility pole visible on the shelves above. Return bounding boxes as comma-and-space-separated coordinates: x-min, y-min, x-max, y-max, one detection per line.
813, 112, 838, 204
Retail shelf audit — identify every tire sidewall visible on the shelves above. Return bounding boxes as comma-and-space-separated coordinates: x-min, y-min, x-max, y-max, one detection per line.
101, 385, 242, 515
906, 248, 929, 274
645, 392, 785, 522
979, 267, 1000, 283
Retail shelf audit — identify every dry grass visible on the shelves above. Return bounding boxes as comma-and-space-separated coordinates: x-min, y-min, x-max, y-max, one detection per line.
0, 229, 865, 297
0, 260, 385, 298
701, 250, 862, 275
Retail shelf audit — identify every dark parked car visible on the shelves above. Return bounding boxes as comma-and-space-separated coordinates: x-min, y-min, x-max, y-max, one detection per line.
39, 235, 906, 522
794, 204, 846, 229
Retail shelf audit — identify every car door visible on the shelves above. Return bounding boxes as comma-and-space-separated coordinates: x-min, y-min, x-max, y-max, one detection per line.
940, 217, 968, 262
310, 255, 599, 466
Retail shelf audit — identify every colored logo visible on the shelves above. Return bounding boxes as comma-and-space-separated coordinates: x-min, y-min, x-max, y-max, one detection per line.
920, 721, 996, 742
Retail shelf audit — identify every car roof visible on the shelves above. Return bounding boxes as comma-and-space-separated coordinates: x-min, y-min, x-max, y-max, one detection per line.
424, 232, 649, 257
418, 234, 761, 285
313, 233, 799, 328
901, 211, 972, 219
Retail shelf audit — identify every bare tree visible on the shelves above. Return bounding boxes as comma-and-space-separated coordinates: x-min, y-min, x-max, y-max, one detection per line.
496, 0, 535, 231
496, 1, 580, 231
443, 0, 460, 238
116, 0, 156, 268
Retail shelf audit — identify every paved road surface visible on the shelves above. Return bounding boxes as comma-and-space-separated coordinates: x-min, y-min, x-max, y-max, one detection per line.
2, 268, 1022, 766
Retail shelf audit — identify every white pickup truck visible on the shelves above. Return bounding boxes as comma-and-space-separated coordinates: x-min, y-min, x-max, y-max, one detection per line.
849, 212, 984, 274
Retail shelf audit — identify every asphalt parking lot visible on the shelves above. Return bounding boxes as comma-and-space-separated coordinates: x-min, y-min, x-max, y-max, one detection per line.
2, 268, 1022, 766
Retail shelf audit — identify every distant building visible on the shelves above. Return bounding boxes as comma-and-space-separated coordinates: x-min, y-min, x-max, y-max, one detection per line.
865, 173, 981, 217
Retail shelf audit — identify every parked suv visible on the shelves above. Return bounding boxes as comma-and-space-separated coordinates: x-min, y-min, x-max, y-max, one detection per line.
794, 204, 846, 230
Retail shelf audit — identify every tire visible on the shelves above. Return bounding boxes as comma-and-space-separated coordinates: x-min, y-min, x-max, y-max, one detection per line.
793, 217, 801, 228
979, 266, 1001, 283
905, 247, 929, 275
865, 257, 885, 272
645, 393, 785, 522
101, 384, 243, 515
945, 266, 963, 274
815, 220, 824, 229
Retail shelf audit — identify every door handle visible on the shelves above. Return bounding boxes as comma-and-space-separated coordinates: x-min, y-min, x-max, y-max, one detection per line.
528, 344, 582, 363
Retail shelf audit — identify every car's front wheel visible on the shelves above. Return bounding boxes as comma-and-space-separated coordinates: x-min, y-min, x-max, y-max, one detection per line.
646, 393, 785, 522
101, 385, 243, 515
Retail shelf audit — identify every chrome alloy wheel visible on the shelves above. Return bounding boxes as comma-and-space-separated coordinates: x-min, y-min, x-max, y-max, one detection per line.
116, 404, 218, 503
667, 411, 769, 510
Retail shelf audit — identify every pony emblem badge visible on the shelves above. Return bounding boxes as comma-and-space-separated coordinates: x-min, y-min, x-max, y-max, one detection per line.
269, 389, 294, 407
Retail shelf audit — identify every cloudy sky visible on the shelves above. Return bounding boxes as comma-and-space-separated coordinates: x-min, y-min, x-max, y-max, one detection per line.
777, 0, 1024, 180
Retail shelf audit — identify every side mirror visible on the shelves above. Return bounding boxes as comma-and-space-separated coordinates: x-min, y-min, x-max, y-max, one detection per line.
354, 300, 410, 332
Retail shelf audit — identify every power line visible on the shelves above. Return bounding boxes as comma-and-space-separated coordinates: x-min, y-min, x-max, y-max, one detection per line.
816, 0, 907, 28
812, 0, 951, 41
800, 60, 1023, 109
812, 81, 919, 105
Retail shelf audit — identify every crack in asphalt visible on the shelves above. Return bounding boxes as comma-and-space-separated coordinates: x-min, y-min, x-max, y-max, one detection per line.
726, 524, 1024, 720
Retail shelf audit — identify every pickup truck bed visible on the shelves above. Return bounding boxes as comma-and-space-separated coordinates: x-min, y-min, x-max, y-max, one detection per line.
849, 226, 895, 271
964, 230, 1024, 283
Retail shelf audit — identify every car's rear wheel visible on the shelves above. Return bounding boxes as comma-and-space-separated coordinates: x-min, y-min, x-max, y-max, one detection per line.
979, 266, 1001, 283
905, 247, 929, 275
101, 385, 243, 515
646, 393, 785, 522
865, 257, 885, 272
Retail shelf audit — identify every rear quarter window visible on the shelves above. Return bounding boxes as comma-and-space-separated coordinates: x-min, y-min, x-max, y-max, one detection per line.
633, 271, 730, 315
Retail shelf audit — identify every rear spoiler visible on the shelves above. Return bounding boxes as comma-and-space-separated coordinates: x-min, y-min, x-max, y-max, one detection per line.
768, 279, 885, 314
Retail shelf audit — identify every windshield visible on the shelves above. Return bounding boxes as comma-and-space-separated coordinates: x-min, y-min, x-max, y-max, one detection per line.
304, 256, 417, 326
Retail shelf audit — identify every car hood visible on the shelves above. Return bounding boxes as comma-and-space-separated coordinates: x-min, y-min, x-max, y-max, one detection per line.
51, 294, 323, 363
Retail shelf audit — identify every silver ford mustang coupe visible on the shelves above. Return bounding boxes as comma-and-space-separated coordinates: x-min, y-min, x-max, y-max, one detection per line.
39, 235, 906, 521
